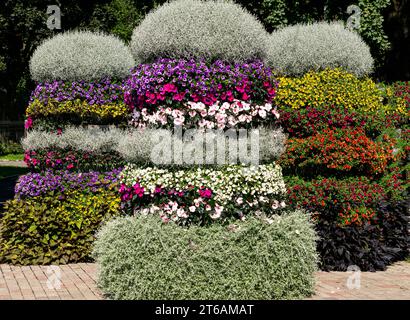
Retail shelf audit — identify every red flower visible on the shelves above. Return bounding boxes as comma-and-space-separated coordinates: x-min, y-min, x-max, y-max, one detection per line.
173, 92, 186, 102
162, 83, 178, 93
24, 117, 33, 130
199, 188, 212, 199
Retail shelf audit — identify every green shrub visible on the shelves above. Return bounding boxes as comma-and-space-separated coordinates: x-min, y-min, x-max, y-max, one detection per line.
30, 30, 135, 82
130, 0, 268, 63
0, 138, 23, 155
0, 189, 121, 265
93, 211, 318, 299
266, 21, 373, 77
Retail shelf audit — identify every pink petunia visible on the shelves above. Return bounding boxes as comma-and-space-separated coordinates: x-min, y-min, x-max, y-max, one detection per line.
173, 92, 186, 101
24, 117, 33, 130
163, 83, 178, 93
199, 188, 212, 199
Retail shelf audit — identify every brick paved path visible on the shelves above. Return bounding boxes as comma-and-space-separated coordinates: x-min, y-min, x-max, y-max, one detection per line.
310, 261, 410, 300
0, 263, 101, 300
0, 160, 26, 167
0, 262, 409, 300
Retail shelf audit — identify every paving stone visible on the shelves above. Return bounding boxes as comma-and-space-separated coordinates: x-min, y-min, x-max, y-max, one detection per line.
0, 262, 408, 300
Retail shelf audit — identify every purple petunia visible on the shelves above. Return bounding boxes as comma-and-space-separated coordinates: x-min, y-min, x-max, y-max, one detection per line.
15, 168, 123, 199
124, 58, 278, 110
30, 78, 126, 105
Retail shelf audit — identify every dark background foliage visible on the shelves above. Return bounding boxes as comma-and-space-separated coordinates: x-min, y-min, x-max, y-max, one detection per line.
0, 0, 409, 121
316, 201, 409, 271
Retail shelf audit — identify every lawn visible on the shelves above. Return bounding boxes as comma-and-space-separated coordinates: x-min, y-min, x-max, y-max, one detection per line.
0, 153, 24, 161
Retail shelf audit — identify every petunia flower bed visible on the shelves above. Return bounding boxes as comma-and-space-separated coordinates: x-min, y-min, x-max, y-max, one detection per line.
125, 58, 278, 108
14, 169, 122, 199
119, 164, 287, 225
23, 148, 124, 172
125, 58, 280, 129
26, 78, 129, 129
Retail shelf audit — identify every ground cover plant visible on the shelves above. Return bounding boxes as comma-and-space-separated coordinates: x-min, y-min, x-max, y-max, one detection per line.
93, 212, 318, 300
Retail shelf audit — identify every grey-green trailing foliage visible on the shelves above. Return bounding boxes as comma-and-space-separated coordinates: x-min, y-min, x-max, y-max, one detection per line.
92, 211, 318, 299
130, 0, 269, 63
30, 31, 135, 82
22, 126, 286, 165
266, 21, 374, 77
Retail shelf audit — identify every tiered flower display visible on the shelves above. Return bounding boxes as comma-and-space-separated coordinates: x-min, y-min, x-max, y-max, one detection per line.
273, 44, 409, 271
91, 0, 318, 300
1, 0, 407, 300
121, 53, 285, 224
0, 31, 135, 265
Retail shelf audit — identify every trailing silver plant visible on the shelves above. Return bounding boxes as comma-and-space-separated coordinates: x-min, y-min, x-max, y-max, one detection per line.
92, 211, 318, 300
130, 0, 269, 63
259, 126, 286, 161
265, 21, 374, 77
30, 31, 135, 82
22, 126, 286, 165
115, 128, 160, 164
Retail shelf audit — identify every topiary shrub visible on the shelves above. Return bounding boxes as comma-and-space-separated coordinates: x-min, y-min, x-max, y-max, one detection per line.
93, 211, 318, 300
266, 22, 373, 77
30, 31, 135, 82
130, 0, 268, 63
0, 188, 121, 265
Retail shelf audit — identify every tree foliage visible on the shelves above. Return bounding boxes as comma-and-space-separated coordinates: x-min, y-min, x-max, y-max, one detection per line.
0, 0, 406, 121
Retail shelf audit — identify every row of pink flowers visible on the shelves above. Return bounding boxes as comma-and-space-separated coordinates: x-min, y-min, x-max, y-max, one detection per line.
130, 100, 280, 129
119, 182, 220, 224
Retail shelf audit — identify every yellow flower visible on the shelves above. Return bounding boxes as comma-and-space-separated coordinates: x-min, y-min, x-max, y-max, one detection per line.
275, 68, 404, 114
26, 98, 129, 120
